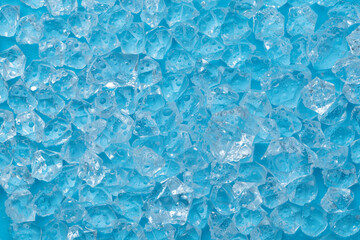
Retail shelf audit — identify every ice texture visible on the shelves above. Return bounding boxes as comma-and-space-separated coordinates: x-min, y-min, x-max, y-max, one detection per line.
0, 1, 359, 239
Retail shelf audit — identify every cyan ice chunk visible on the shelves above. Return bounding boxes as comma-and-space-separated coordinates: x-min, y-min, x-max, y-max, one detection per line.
346, 26, 360, 56
145, 27, 172, 60
270, 202, 301, 234
39, 39, 66, 67
67, 11, 98, 38
286, 175, 318, 206
166, 2, 199, 27
64, 38, 92, 69
330, 210, 360, 237
321, 187, 354, 213
43, 118, 72, 147
46, 0, 77, 16
0, 45, 26, 81
315, 143, 348, 169
140, 0, 167, 28
0, 109, 16, 143
15, 111, 45, 143
31, 149, 63, 182
220, 12, 250, 45
301, 77, 336, 115
8, 82, 37, 114
33, 184, 63, 216
0, 165, 34, 194
0, 5, 19, 37
21, 0, 44, 9
261, 137, 313, 185
16, 14, 43, 45
287, 5, 317, 37
322, 162, 358, 188
301, 205, 328, 237
81, 0, 116, 14
35, 88, 65, 118
118, 23, 145, 55
5, 190, 35, 223
197, 8, 226, 38
254, 7, 284, 41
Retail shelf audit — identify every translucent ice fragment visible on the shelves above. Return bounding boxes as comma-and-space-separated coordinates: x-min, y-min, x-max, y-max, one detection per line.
301, 205, 328, 237
270, 202, 301, 234
39, 39, 66, 67
137, 57, 162, 90
51, 68, 78, 99
5, 190, 35, 223
194, 35, 225, 61
133, 146, 165, 177
330, 209, 360, 237
301, 77, 336, 115
261, 137, 313, 185
119, 0, 143, 13
81, 0, 116, 14
287, 5, 317, 37
12, 222, 41, 240
286, 175, 318, 206
84, 205, 118, 233
100, 6, 133, 33
319, 95, 348, 126
343, 82, 360, 104
31, 150, 63, 182
166, 48, 195, 74
145, 27, 172, 60
332, 57, 360, 84
46, 0, 77, 16
16, 14, 43, 45
33, 184, 63, 216
222, 43, 255, 68
347, 26, 360, 56
41, 14, 70, 41
35, 88, 65, 118
321, 187, 354, 213
254, 7, 284, 41
308, 18, 349, 70
0, 45, 26, 81
146, 177, 193, 226
270, 106, 302, 137
159, 74, 189, 102
140, 0, 167, 28
118, 23, 145, 54
79, 185, 111, 207
21, 0, 44, 8
234, 207, 266, 235
298, 120, 325, 148
0, 109, 16, 143
197, 8, 226, 38
220, 13, 250, 45
42, 220, 68, 240
57, 198, 86, 223
43, 118, 72, 147
211, 183, 239, 215
0, 165, 34, 194
220, 67, 251, 92
8, 82, 37, 114
78, 152, 105, 187
328, 1, 360, 26
323, 162, 358, 188
0, 5, 19, 37
67, 11, 98, 38
64, 38, 92, 69
87, 27, 120, 56
250, 218, 282, 240
324, 124, 355, 146
15, 111, 45, 143
172, 22, 199, 52
54, 165, 82, 197
315, 143, 347, 169
262, 70, 304, 108
22, 61, 55, 91
187, 198, 210, 229
9, 136, 37, 166
166, 2, 199, 27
